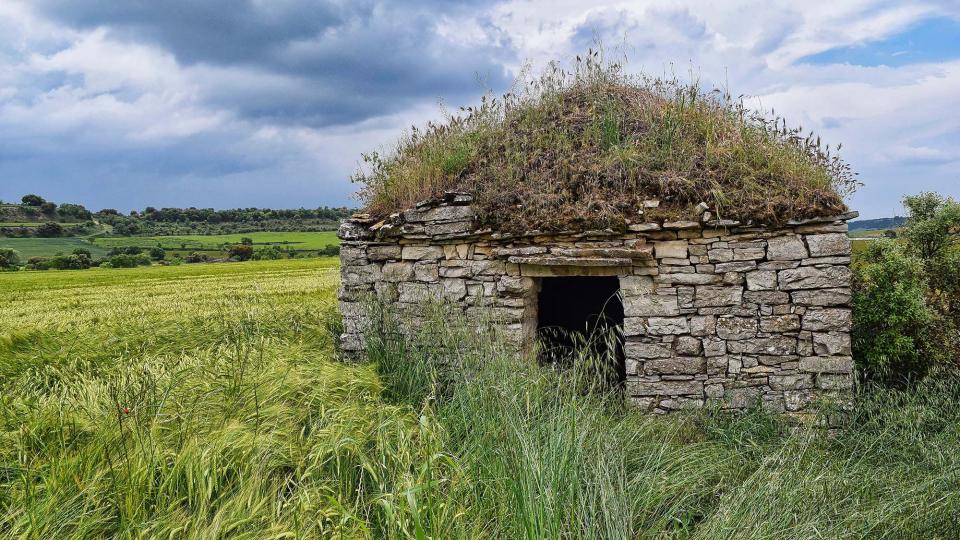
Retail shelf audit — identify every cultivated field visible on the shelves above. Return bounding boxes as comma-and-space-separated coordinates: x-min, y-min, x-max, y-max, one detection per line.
92, 231, 339, 251
2, 259, 959, 538
0, 237, 110, 258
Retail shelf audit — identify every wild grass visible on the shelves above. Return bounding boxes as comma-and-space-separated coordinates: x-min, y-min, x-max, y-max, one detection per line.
353, 51, 856, 233
3, 262, 959, 538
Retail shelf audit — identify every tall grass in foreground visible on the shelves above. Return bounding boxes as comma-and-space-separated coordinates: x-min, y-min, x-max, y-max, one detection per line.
2, 263, 960, 538
367, 305, 960, 539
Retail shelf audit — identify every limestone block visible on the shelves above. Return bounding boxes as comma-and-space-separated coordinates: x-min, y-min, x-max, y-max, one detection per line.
401, 245, 444, 261
746, 270, 778, 291
337, 221, 373, 241
790, 288, 852, 306
728, 336, 797, 355
676, 336, 702, 356
778, 266, 851, 290
340, 246, 368, 266
688, 315, 717, 336
757, 354, 798, 366
714, 260, 757, 273
703, 338, 727, 357
705, 383, 725, 399
655, 271, 723, 286
374, 282, 399, 302
769, 374, 814, 391
413, 262, 440, 282
654, 240, 688, 259
628, 380, 704, 397
626, 341, 673, 359
812, 332, 852, 355
624, 294, 680, 317
805, 233, 851, 257
767, 235, 808, 260
784, 390, 812, 412
403, 205, 475, 223
716, 317, 758, 340
707, 248, 734, 262
342, 264, 382, 287
734, 247, 767, 261
759, 314, 801, 333
441, 279, 467, 301
726, 387, 762, 409
743, 291, 790, 305
694, 286, 743, 307
799, 356, 854, 374
619, 275, 655, 296
645, 357, 706, 375
382, 262, 415, 282
645, 317, 690, 335
368, 245, 402, 262
801, 309, 852, 332
398, 282, 442, 303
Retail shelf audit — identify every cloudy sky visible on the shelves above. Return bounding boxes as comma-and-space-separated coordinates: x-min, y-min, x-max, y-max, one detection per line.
0, 1, 957, 218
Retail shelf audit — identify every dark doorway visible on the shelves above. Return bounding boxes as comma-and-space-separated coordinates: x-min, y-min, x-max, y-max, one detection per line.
537, 276, 625, 385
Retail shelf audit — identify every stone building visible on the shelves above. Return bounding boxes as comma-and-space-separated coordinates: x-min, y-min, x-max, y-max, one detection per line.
338, 193, 858, 414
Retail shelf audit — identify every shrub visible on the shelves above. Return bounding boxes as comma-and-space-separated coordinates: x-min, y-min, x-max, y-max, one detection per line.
36, 222, 64, 237
21, 194, 45, 206
252, 246, 283, 260
124, 246, 143, 255
149, 247, 166, 261
240, 236, 254, 246
39, 201, 57, 215
26, 253, 93, 270
184, 252, 209, 263
319, 244, 341, 256
228, 244, 253, 261
0, 248, 20, 270
853, 242, 936, 383
107, 253, 151, 268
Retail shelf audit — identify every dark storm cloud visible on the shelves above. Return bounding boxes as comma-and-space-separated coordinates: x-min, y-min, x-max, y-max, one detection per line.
32, 0, 514, 126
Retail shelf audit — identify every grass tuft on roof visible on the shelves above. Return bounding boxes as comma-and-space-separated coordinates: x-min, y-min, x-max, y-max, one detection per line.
352, 51, 858, 233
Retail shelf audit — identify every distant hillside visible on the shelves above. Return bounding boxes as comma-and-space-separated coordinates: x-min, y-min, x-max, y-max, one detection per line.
848, 216, 907, 231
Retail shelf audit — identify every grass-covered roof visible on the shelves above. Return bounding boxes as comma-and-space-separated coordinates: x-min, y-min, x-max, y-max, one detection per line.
352, 52, 857, 233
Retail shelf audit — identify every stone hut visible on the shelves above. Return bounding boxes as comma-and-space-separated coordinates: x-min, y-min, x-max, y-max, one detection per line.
338, 195, 858, 415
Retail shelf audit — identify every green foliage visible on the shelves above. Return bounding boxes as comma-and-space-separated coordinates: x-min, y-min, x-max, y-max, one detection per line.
252, 245, 283, 260
228, 243, 254, 261
0, 247, 20, 270
35, 221, 64, 237
148, 246, 166, 260
20, 194, 45, 206
853, 242, 935, 382
107, 253, 152, 268
25, 251, 93, 270
353, 51, 855, 233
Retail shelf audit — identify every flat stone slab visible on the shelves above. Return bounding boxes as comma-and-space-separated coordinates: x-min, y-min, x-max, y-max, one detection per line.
508, 255, 633, 266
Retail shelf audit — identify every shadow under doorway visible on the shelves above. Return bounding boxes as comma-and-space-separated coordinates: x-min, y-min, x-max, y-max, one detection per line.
536, 276, 625, 386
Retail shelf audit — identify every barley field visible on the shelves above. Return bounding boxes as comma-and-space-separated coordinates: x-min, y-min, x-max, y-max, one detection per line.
2, 259, 960, 538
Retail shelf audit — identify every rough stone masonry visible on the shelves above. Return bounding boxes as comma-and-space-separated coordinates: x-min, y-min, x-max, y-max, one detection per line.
338, 192, 858, 416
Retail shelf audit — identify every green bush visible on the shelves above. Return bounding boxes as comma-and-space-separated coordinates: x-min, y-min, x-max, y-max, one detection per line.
228, 243, 253, 261
853, 242, 935, 383
148, 246, 166, 261
0, 248, 20, 270
108, 253, 152, 268
252, 246, 283, 260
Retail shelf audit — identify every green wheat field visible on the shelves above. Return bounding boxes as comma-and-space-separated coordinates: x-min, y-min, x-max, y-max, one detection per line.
2, 259, 959, 538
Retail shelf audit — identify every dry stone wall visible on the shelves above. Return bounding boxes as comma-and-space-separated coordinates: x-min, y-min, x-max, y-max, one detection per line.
339, 193, 858, 416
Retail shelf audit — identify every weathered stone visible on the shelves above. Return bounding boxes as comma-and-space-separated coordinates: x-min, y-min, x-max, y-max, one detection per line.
403, 205, 475, 223
368, 245, 402, 261
743, 290, 790, 305
623, 294, 680, 317
663, 220, 700, 230
716, 317, 758, 340
382, 262, 415, 282
338, 221, 374, 241
816, 374, 854, 390
495, 246, 547, 257
799, 356, 854, 374
645, 317, 690, 335
626, 341, 673, 359
790, 288, 852, 306
812, 332, 852, 356
402, 245, 444, 261
398, 282, 441, 303
688, 315, 716, 336
509, 255, 631, 266
779, 266, 851, 290
801, 309, 852, 332
707, 248, 734, 262
442, 279, 467, 301
746, 270, 777, 291
694, 286, 743, 307
703, 338, 727, 357
629, 380, 704, 397
654, 240, 689, 259
728, 336, 796, 355
342, 264, 382, 286
760, 314, 801, 333
801, 256, 852, 266
619, 275, 655, 296
645, 356, 706, 375
769, 374, 813, 391
676, 336, 703, 356
655, 273, 721, 285
498, 276, 532, 295
413, 262, 440, 282
767, 235, 808, 260
805, 233, 851, 257
340, 246, 368, 266
726, 387, 762, 409
705, 383, 725, 399
714, 260, 757, 273
734, 247, 766, 261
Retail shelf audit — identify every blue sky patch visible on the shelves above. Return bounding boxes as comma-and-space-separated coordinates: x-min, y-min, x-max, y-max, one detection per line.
800, 16, 960, 67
